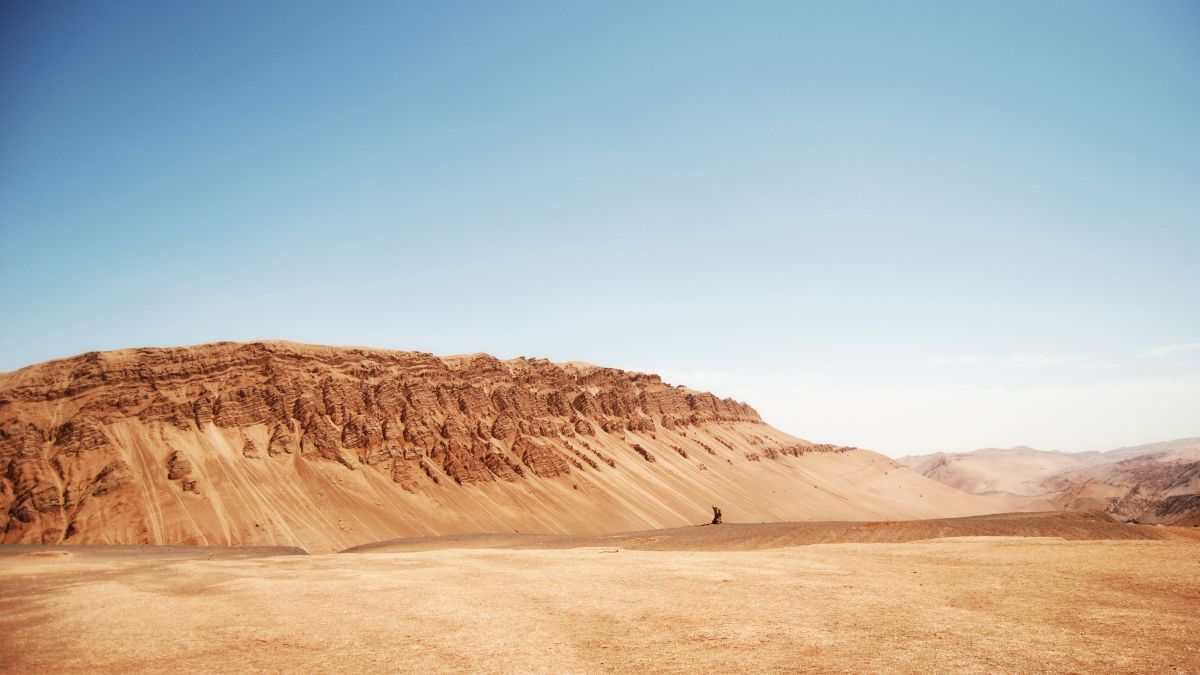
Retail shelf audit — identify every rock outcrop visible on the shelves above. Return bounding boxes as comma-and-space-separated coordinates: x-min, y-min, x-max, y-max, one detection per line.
0, 341, 1012, 552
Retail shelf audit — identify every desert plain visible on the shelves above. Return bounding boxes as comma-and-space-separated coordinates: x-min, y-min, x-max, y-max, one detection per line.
2, 344, 1198, 672
2, 513, 1198, 674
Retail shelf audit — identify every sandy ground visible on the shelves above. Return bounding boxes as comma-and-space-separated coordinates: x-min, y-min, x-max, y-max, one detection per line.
2, 515, 1198, 673
344, 510, 1160, 552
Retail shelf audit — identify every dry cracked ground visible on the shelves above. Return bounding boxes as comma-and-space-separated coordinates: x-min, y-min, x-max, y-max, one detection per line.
2, 523, 1199, 673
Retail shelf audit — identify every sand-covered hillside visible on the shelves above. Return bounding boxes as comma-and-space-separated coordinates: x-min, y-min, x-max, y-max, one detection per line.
0, 341, 1030, 553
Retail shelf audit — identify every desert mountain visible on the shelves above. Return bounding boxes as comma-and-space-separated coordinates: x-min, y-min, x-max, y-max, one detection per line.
1, 341, 1024, 553
897, 447, 1086, 496
900, 439, 1200, 525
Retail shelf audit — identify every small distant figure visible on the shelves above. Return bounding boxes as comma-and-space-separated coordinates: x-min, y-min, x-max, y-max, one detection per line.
711, 505, 722, 525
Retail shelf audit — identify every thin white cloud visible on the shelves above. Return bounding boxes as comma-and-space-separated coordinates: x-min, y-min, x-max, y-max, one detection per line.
926, 355, 981, 366
925, 353, 1099, 368
1138, 342, 1200, 358
1002, 353, 1096, 369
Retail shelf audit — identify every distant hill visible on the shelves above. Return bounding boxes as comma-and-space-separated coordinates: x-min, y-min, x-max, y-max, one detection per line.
900, 438, 1200, 525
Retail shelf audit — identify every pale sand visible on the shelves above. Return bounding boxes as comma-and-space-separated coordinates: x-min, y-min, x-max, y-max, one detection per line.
2, 523, 1197, 672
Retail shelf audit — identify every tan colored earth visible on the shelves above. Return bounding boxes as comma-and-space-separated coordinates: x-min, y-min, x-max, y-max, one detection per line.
2, 512, 1198, 673
898, 446, 1088, 496
4, 343, 1197, 672
0, 342, 1040, 553
900, 439, 1200, 525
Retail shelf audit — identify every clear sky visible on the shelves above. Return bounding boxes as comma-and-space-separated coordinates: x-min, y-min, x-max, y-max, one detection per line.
2, 1, 1198, 456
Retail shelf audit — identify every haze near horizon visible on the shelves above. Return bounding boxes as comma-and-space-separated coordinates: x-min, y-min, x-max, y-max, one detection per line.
2, 0, 1198, 456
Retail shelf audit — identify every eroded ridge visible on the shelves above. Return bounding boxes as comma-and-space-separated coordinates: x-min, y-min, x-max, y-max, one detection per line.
0, 341, 825, 548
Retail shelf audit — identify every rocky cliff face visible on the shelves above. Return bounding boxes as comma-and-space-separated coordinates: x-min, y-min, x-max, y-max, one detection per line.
1047, 452, 1200, 526
0, 341, 1005, 552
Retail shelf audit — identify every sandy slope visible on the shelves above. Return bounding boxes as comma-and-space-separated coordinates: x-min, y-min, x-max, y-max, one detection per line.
39, 420, 1032, 553
1, 341, 1035, 553
2, 515, 1196, 673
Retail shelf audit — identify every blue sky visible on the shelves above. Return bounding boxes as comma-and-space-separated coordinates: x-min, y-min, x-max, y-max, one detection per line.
2, 1, 1198, 455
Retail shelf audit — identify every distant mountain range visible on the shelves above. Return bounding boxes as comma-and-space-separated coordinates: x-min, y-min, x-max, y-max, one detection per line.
899, 438, 1200, 525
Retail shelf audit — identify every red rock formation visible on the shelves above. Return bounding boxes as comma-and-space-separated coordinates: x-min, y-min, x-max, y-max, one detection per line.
633, 444, 656, 463
0, 341, 767, 545
0, 341, 982, 551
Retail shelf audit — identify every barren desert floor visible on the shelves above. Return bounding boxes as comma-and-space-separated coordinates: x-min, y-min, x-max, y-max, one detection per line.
2, 518, 1199, 673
